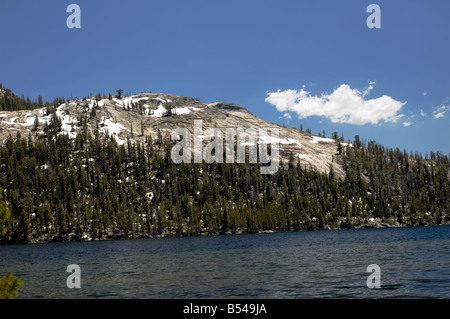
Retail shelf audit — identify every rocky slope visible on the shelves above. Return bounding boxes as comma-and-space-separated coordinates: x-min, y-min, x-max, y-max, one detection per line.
0, 92, 347, 176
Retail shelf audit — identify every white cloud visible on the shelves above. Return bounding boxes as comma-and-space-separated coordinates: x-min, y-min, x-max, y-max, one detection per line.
402, 121, 412, 127
362, 81, 376, 97
265, 83, 406, 125
420, 109, 426, 117
423, 91, 427, 96
281, 113, 291, 120
432, 105, 450, 119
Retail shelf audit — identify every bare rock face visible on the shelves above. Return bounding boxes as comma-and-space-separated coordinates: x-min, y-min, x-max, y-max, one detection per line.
0, 92, 347, 177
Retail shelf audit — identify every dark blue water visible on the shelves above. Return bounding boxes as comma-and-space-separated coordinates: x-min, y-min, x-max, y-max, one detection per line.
1, 226, 449, 298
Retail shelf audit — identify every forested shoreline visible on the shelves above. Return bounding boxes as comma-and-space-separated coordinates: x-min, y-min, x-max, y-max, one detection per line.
0, 113, 448, 244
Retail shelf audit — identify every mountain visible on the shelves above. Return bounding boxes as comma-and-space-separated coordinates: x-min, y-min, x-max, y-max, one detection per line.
0, 92, 346, 177
0, 88, 448, 244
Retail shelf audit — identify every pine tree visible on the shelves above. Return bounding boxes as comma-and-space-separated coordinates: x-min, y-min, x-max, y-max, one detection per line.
337, 140, 343, 155
0, 273, 23, 299
33, 115, 39, 131
0, 188, 10, 236
165, 102, 173, 116
17, 195, 33, 243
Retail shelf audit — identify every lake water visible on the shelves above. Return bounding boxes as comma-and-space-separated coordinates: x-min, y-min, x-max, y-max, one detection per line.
1, 226, 449, 299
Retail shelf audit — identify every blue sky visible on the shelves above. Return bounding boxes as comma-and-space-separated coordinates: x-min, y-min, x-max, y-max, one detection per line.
1, 0, 449, 155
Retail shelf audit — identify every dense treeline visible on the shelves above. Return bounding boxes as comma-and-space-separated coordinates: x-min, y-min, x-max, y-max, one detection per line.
339, 137, 449, 226
0, 115, 448, 244
0, 83, 65, 112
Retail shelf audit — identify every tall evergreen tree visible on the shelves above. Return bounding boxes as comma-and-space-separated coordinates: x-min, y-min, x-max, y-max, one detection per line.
0, 188, 10, 236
